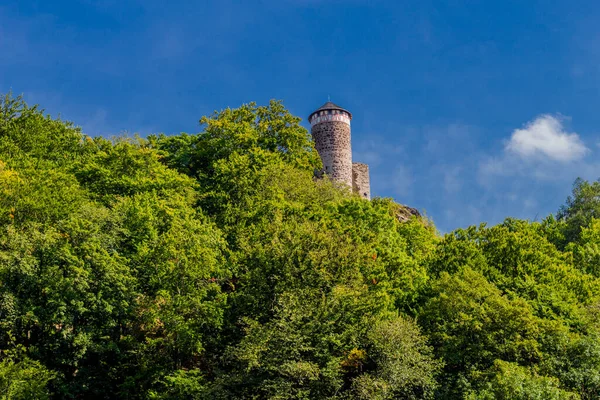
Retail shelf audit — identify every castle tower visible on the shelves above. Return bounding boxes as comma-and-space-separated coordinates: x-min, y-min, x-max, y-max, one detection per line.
309, 101, 371, 200
309, 101, 354, 188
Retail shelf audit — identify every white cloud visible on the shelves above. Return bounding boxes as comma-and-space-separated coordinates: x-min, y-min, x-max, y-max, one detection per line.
506, 114, 588, 162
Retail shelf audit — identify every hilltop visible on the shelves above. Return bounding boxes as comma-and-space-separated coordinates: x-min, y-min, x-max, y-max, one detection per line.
1, 94, 600, 399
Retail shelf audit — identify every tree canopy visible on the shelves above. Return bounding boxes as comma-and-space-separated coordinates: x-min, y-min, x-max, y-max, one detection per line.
1, 93, 600, 399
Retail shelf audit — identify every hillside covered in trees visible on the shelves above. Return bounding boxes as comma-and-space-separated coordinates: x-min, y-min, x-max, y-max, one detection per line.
3, 93, 600, 399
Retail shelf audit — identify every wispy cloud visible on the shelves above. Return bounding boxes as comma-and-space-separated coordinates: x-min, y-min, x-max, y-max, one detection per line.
480, 114, 594, 183
506, 114, 588, 162
353, 134, 404, 167
22, 90, 158, 138
391, 165, 414, 198
442, 166, 463, 194
470, 113, 600, 229
365, 117, 598, 232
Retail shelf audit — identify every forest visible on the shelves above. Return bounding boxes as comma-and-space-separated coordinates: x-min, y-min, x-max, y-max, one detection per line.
2, 93, 600, 399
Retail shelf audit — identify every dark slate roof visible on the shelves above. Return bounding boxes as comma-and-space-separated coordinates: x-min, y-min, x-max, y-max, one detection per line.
308, 101, 352, 120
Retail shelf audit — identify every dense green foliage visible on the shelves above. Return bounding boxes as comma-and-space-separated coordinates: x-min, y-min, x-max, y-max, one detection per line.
1, 93, 600, 398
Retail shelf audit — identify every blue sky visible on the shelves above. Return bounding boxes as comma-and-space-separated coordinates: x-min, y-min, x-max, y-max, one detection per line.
2, 0, 600, 232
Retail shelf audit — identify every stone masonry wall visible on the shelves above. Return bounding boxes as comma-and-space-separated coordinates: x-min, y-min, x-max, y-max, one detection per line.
352, 162, 371, 200
311, 120, 353, 188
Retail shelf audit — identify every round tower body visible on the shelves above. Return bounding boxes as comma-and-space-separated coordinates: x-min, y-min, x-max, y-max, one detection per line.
309, 102, 353, 188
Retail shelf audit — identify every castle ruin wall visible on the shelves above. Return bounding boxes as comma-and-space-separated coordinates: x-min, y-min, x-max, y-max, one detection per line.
352, 162, 371, 200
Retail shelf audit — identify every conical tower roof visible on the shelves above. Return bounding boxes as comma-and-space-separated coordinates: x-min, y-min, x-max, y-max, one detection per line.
309, 101, 352, 120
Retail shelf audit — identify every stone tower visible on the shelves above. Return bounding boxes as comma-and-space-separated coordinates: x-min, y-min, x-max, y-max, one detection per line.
309, 101, 371, 200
